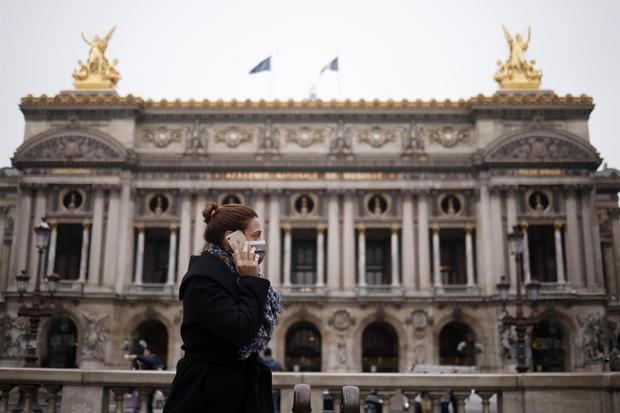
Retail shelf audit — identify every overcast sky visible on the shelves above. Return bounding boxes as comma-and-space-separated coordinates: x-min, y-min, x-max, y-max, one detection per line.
1, 0, 619, 169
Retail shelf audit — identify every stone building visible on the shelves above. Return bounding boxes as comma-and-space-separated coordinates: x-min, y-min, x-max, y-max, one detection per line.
1, 27, 620, 374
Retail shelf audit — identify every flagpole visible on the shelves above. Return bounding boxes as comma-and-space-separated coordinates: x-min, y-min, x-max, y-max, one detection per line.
269, 52, 274, 100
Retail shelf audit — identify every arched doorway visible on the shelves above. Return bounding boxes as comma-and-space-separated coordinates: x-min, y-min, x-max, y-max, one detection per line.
45, 317, 78, 368
362, 322, 399, 372
130, 320, 168, 369
439, 321, 477, 366
531, 318, 566, 372
285, 322, 321, 371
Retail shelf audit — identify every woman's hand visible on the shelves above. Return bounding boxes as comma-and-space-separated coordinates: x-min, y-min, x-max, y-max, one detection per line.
232, 239, 260, 276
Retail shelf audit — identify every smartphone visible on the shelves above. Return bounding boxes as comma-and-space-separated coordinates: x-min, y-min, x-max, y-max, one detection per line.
226, 230, 247, 251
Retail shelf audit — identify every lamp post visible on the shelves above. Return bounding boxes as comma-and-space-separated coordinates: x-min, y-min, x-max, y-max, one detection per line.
16, 218, 58, 367
496, 225, 541, 373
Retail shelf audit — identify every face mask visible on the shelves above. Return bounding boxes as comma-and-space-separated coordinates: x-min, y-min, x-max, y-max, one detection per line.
247, 239, 266, 264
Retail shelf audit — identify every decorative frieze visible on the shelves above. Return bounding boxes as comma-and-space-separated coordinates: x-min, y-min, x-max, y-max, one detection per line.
357, 126, 396, 148
429, 126, 471, 148
142, 127, 183, 148
214, 127, 253, 148
286, 127, 325, 148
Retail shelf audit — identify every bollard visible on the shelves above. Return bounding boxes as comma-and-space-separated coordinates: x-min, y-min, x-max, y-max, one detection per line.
341, 386, 360, 413
292, 383, 312, 413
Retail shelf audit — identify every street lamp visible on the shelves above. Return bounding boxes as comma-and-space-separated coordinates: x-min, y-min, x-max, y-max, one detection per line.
16, 217, 56, 367
496, 225, 540, 373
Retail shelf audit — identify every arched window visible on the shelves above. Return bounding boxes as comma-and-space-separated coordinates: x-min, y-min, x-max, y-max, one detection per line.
45, 317, 78, 368
362, 322, 398, 372
531, 318, 566, 372
130, 320, 169, 369
285, 322, 321, 371
439, 321, 478, 366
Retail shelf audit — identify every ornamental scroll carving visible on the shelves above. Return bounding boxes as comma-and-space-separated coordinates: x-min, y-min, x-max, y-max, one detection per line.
286, 127, 325, 148
215, 127, 253, 148
429, 126, 470, 148
357, 126, 396, 148
19, 135, 123, 161
142, 127, 183, 148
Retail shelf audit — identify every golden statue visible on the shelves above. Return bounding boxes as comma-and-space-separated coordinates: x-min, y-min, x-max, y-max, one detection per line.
494, 25, 542, 90
72, 26, 120, 90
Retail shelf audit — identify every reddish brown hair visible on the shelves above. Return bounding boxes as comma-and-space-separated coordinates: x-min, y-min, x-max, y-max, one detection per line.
202, 202, 258, 247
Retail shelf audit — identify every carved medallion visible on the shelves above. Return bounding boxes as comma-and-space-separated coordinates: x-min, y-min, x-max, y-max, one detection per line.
328, 309, 356, 332
358, 126, 396, 148
405, 309, 433, 339
142, 127, 183, 148
286, 127, 324, 148
429, 126, 470, 148
215, 127, 253, 148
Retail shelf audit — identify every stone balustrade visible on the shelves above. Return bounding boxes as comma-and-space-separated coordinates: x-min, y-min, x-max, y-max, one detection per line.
1, 368, 619, 413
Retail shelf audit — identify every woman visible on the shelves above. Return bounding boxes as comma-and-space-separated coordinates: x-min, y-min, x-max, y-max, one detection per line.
164, 202, 282, 413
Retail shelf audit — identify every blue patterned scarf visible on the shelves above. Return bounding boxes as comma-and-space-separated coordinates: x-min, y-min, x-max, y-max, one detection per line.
207, 244, 283, 360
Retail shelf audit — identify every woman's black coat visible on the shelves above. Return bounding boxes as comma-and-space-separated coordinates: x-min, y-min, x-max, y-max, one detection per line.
163, 251, 273, 413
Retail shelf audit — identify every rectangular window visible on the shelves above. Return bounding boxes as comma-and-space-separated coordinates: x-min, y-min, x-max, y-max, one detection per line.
439, 229, 468, 285
54, 224, 84, 280
528, 225, 557, 282
292, 237, 316, 285
365, 230, 391, 285
142, 228, 171, 284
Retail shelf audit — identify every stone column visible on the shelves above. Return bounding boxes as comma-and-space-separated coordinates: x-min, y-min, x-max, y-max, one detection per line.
267, 193, 281, 287
565, 189, 584, 287
134, 226, 145, 285
28, 188, 47, 277
283, 224, 292, 287
391, 225, 400, 287
554, 221, 566, 284
612, 209, 620, 299
357, 224, 366, 287
103, 188, 120, 288
115, 180, 134, 294
78, 222, 91, 283
316, 225, 325, 287
465, 224, 475, 287
490, 189, 506, 281
327, 192, 340, 290
401, 192, 415, 291
505, 190, 518, 289
193, 194, 206, 254
177, 193, 192, 281
342, 192, 356, 290
417, 191, 431, 291
88, 189, 105, 286
431, 225, 442, 288
591, 194, 605, 288
477, 183, 494, 295
9, 186, 32, 284
167, 226, 178, 286
521, 223, 532, 283
47, 222, 58, 276
580, 190, 597, 287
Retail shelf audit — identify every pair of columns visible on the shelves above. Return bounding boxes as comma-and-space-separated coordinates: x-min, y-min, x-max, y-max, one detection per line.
430, 225, 476, 288
133, 226, 178, 286
45, 221, 92, 284
517, 222, 567, 285
356, 224, 400, 287
282, 225, 326, 287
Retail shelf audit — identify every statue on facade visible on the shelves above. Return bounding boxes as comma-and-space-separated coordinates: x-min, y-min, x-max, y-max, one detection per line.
0, 313, 28, 358
185, 119, 209, 154
579, 313, 616, 361
401, 122, 425, 158
73, 26, 121, 89
328, 120, 354, 160
494, 25, 542, 90
257, 119, 280, 157
81, 312, 109, 361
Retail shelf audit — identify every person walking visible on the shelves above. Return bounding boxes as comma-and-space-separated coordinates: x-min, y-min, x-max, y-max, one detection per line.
164, 202, 282, 413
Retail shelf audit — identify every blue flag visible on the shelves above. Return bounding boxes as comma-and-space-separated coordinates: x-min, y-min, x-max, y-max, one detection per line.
320, 57, 339, 75
249, 56, 271, 74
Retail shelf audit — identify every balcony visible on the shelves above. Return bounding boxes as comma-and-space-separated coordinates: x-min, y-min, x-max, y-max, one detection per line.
1, 368, 619, 412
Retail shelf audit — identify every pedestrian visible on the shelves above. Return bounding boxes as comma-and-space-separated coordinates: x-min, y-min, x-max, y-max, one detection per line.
125, 346, 163, 413
263, 347, 283, 413
164, 202, 282, 413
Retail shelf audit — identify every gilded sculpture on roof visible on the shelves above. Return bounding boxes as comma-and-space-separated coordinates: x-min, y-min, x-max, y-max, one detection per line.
495, 25, 542, 90
72, 26, 120, 90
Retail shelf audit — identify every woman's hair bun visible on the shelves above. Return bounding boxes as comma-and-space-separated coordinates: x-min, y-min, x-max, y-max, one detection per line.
202, 202, 218, 224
